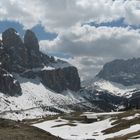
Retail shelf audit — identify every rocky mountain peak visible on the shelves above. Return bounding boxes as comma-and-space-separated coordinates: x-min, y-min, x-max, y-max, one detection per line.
24, 29, 39, 52
23, 29, 42, 68
0, 28, 81, 95
97, 58, 140, 86
2, 28, 23, 48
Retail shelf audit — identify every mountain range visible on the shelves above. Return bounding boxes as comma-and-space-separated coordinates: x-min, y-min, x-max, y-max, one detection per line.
0, 28, 139, 120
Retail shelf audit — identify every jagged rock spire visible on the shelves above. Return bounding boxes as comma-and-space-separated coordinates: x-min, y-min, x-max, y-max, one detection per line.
2, 28, 23, 48
24, 29, 39, 52
0, 28, 81, 95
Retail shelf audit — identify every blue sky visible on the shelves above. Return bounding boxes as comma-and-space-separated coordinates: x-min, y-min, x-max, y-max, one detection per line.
87, 18, 140, 30
1, 18, 139, 41
0, 21, 57, 41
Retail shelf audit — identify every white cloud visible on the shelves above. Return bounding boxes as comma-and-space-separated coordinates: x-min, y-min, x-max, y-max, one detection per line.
40, 25, 140, 59
65, 56, 106, 81
40, 25, 140, 80
1, 0, 140, 80
0, 0, 43, 28
0, 0, 140, 31
124, 1, 140, 26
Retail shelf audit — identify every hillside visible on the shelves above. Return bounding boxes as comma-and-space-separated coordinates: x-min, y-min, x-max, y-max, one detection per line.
33, 109, 140, 140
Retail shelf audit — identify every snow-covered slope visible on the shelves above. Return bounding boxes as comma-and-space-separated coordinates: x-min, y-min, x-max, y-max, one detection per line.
83, 78, 140, 98
0, 75, 125, 121
33, 111, 140, 140
0, 75, 139, 121
34, 118, 113, 140
0, 75, 82, 120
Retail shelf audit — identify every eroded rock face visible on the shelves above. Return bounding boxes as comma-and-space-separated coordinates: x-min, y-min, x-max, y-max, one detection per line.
2, 28, 23, 49
97, 58, 140, 86
2, 28, 27, 70
24, 30, 39, 53
0, 28, 81, 96
0, 68, 21, 96
24, 30, 42, 68
0, 47, 11, 71
2, 28, 43, 70
40, 52, 55, 65
39, 66, 81, 92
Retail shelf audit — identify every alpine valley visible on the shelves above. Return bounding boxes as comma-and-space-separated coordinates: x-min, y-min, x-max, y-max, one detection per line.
0, 28, 139, 140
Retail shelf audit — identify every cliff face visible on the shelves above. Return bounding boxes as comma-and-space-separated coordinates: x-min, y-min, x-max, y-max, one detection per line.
39, 66, 80, 92
0, 68, 21, 96
97, 58, 140, 86
0, 28, 81, 95
24, 30, 42, 68
2, 28, 42, 70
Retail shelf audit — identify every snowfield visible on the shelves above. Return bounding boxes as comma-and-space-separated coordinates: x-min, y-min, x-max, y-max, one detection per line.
33, 111, 140, 140
0, 74, 139, 121
0, 75, 81, 120
33, 118, 113, 140
84, 78, 140, 98
122, 113, 140, 120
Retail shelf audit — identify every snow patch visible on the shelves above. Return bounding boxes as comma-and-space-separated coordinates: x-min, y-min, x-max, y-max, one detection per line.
84, 79, 140, 98
33, 118, 113, 140
122, 113, 140, 120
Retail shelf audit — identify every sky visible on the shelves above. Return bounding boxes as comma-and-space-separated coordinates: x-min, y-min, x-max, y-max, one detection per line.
0, 0, 140, 80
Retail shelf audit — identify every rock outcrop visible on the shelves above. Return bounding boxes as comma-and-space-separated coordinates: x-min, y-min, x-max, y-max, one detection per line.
0, 28, 81, 96
97, 58, 140, 86
128, 92, 140, 109
24, 30, 42, 68
2, 28, 23, 49
0, 68, 21, 96
39, 66, 81, 92
0, 40, 2, 47
2, 28, 27, 71
0, 46, 11, 71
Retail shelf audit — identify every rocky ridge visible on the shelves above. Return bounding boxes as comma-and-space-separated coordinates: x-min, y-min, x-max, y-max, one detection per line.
0, 28, 139, 119
97, 58, 140, 86
95, 58, 140, 109
0, 28, 81, 96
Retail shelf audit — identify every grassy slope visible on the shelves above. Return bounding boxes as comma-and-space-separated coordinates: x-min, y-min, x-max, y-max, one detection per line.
0, 118, 62, 140
104, 109, 140, 140
0, 110, 139, 140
